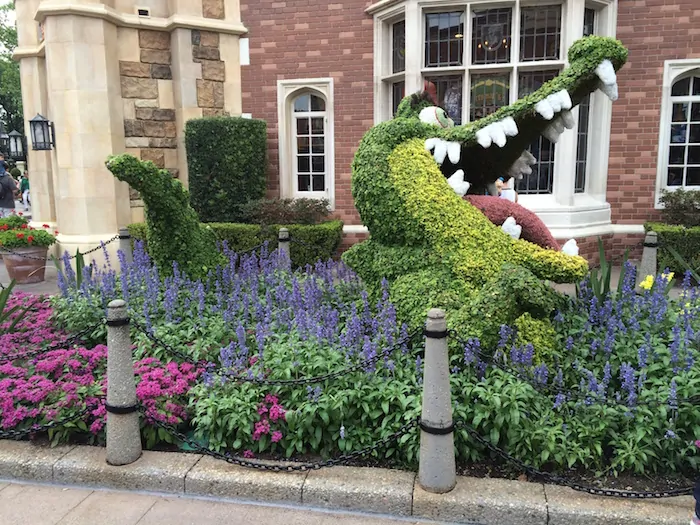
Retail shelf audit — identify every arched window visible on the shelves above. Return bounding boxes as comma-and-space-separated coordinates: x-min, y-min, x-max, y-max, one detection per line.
292, 93, 328, 195
665, 74, 700, 188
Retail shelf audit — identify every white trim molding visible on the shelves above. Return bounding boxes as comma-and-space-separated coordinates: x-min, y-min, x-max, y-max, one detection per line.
277, 78, 336, 209
654, 58, 700, 208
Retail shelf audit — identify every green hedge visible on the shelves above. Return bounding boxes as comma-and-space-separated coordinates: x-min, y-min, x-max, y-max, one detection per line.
185, 117, 268, 223
645, 222, 700, 276
127, 220, 343, 269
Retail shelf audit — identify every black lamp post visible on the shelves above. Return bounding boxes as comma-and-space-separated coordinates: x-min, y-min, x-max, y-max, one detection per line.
29, 114, 54, 151
8, 130, 24, 159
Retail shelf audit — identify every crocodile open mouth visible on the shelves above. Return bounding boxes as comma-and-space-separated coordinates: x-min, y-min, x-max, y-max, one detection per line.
424, 59, 620, 197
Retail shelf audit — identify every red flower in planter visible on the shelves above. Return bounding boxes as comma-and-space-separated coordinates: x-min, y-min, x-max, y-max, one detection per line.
0, 225, 7, 231
27, 236, 34, 244
15, 233, 24, 239
20, 224, 27, 229
42, 224, 50, 229
54, 231, 59, 235
17, 212, 23, 217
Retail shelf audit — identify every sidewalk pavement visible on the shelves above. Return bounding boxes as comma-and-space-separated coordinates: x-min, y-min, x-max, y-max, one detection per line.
0, 440, 694, 525
0, 481, 437, 525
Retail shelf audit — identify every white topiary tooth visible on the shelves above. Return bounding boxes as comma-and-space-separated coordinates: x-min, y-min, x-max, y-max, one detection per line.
501, 216, 522, 240
560, 110, 576, 129
447, 169, 470, 196
535, 100, 554, 120
523, 150, 537, 165
476, 128, 493, 148
501, 117, 519, 136
433, 139, 448, 165
489, 122, 507, 147
561, 239, 579, 256
542, 124, 562, 143
447, 141, 461, 164
522, 165, 533, 176
425, 138, 439, 151
552, 118, 566, 134
595, 59, 617, 86
547, 93, 562, 113
558, 90, 573, 110
599, 81, 619, 101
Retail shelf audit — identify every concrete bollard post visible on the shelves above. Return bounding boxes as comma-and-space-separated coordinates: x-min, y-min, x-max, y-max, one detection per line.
278, 227, 290, 262
637, 231, 658, 290
118, 227, 133, 264
106, 299, 142, 466
418, 308, 456, 494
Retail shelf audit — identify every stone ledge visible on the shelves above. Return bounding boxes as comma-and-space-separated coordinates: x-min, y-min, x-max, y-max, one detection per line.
302, 465, 415, 516
413, 477, 548, 525
53, 446, 201, 494
545, 485, 694, 525
0, 441, 75, 482
185, 455, 306, 504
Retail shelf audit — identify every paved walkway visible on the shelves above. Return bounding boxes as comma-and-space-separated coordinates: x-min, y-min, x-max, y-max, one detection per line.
0, 481, 444, 525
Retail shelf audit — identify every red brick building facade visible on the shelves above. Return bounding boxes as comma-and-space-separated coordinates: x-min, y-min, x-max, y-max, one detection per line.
240, 0, 700, 263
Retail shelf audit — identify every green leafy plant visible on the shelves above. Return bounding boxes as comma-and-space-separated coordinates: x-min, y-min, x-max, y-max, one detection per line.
646, 222, 700, 278
186, 116, 268, 223
0, 227, 56, 249
240, 198, 331, 225
51, 249, 92, 292
659, 188, 700, 228
0, 215, 29, 229
666, 245, 700, 283
577, 237, 630, 301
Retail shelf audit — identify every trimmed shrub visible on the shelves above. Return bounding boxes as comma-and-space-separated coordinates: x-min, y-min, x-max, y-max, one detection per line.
186, 117, 267, 223
127, 220, 343, 270
240, 198, 331, 225
645, 222, 700, 276
658, 188, 700, 228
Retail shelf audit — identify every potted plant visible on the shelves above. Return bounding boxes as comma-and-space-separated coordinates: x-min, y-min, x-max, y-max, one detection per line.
0, 225, 56, 284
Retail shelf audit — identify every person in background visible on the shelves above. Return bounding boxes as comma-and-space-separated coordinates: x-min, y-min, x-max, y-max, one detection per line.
0, 160, 17, 218
496, 176, 519, 203
20, 171, 30, 212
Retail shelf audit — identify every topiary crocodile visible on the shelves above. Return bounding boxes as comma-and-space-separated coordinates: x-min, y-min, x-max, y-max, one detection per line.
342, 36, 628, 347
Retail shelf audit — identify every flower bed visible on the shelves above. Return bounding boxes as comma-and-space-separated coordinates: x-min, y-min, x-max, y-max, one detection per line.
2, 245, 700, 478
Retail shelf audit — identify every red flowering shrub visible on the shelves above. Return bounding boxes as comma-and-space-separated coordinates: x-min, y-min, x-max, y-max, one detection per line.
465, 195, 561, 250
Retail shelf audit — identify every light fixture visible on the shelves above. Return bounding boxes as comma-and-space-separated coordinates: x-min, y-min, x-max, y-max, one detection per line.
29, 114, 55, 151
455, 33, 464, 39
8, 130, 24, 157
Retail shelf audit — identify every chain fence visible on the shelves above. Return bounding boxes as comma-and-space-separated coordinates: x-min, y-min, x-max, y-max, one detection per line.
0, 324, 98, 365
0, 406, 93, 441
0, 234, 120, 261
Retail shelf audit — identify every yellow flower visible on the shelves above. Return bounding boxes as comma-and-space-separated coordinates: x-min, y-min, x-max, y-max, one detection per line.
661, 271, 675, 282
639, 275, 654, 290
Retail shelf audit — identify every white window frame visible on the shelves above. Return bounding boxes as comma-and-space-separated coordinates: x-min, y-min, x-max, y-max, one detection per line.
655, 59, 700, 208
277, 78, 335, 209
368, 0, 620, 237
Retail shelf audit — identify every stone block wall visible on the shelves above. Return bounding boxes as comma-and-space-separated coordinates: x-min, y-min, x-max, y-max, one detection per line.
192, 30, 228, 116
120, 29, 179, 206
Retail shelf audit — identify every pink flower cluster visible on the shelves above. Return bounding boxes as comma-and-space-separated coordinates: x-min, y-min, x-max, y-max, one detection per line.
252, 393, 286, 444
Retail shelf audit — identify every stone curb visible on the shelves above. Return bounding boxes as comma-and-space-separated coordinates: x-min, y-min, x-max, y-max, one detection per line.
0, 440, 694, 524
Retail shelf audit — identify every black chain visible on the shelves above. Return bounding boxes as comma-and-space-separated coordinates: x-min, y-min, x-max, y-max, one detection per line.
131, 323, 213, 367
149, 410, 419, 472
455, 420, 693, 498
134, 322, 421, 386
0, 234, 120, 261
0, 324, 98, 365
0, 406, 93, 440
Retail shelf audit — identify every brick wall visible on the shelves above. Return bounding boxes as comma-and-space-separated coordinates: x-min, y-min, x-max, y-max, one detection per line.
240, 0, 373, 226
608, 0, 700, 225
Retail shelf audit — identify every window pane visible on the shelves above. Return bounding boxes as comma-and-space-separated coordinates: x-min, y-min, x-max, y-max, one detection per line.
312, 155, 325, 173
472, 8, 511, 65
583, 8, 596, 36
297, 156, 310, 173
312, 174, 325, 192
312, 136, 324, 154
520, 5, 562, 62
671, 124, 687, 143
425, 12, 464, 67
294, 95, 310, 112
692, 103, 700, 122
298, 174, 311, 192
691, 124, 700, 143
694, 77, 700, 96
667, 167, 684, 186
669, 145, 686, 165
672, 77, 691, 96
673, 103, 689, 122
688, 167, 700, 186
392, 81, 405, 117
470, 73, 509, 121
425, 76, 463, 124
689, 146, 700, 164
575, 93, 591, 193
297, 137, 310, 154
393, 21, 406, 73
296, 118, 309, 135
311, 117, 324, 135
518, 69, 558, 98
310, 95, 325, 112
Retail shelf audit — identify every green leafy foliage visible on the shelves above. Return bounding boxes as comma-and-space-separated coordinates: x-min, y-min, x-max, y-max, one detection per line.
658, 188, 700, 228
240, 198, 331, 225
0, 3, 22, 134
106, 154, 223, 279
128, 220, 343, 269
0, 214, 28, 229
579, 238, 631, 301
0, 227, 56, 248
186, 116, 267, 223
645, 222, 700, 278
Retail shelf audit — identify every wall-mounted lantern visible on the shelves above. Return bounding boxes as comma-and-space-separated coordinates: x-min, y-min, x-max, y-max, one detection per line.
8, 130, 24, 158
29, 114, 55, 151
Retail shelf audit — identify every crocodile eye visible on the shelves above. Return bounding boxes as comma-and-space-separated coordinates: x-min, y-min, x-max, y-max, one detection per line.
435, 108, 453, 129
